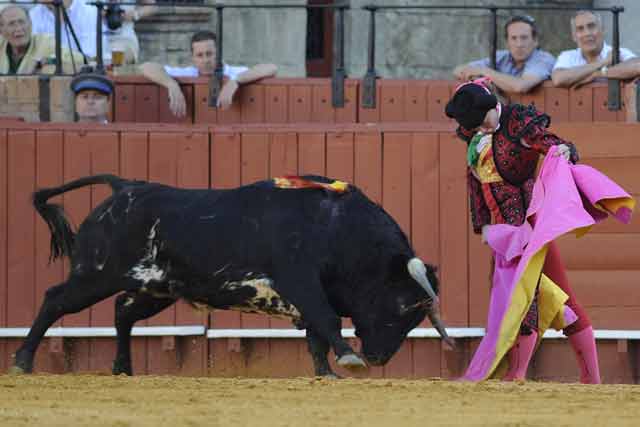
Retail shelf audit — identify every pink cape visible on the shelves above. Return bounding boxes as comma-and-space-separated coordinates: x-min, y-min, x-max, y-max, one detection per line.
462, 147, 635, 381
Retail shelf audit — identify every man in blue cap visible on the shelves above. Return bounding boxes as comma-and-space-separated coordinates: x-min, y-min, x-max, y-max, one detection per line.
70, 71, 113, 123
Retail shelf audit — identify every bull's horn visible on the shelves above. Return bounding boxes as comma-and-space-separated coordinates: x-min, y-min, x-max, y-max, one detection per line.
407, 258, 437, 301
427, 305, 456, 350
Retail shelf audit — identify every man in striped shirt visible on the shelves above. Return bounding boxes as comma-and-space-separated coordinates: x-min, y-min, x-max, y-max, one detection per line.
453, 15, 555, 95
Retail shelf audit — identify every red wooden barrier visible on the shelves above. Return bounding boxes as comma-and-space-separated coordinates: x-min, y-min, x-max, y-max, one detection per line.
0, 130, 6, 330
113, 78, 194, 123
0, 122, 638, 381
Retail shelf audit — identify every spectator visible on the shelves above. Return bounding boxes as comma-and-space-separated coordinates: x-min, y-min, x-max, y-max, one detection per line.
453, 15, 555, 94
0, 5, 83, 74
29, 0, 108, 61
552, 10, 640, 88
139, 30, 277, 117
104, 0, 158, 64
70, 70, 113, 123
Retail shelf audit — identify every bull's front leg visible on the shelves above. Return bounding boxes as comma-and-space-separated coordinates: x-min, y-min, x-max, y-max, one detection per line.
274, 268, 366, 372
306, 327, 339, 378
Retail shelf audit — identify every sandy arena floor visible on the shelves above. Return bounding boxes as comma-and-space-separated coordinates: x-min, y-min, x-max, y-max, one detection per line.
1, 375, 639, 426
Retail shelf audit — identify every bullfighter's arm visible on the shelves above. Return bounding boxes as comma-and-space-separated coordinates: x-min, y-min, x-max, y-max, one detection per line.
468, 170, 491, 235
217, 64, 277, 109
507, 104, 579, 163
138, 62, 187, 117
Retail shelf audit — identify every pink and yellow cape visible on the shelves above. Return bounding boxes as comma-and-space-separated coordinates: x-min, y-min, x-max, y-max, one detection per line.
462, 146, 635, 381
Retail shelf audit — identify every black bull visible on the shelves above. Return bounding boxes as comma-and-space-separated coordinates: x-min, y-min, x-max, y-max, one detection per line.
11, 174, 453, 377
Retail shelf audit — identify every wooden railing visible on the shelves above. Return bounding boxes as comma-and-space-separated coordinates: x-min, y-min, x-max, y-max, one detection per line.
111, 77, 638, 124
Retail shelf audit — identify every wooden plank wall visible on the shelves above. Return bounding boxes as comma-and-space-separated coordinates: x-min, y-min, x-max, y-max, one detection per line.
112, 77, 636, 125
0, 122, 638, 382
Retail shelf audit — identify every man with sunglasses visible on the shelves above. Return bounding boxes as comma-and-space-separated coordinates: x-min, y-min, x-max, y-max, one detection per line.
453, 15, 555, 94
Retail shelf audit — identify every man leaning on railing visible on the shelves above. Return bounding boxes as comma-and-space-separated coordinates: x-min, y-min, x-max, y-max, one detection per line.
453, 15, 555, 95
0, 4, 83, 74
138, 30, 277, 117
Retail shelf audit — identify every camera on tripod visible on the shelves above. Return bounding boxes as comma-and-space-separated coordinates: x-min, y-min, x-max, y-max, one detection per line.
105, 2, 124, 31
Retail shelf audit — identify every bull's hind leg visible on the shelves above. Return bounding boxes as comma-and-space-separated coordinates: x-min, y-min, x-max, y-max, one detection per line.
11, 275, 121, 374
113, 291, 176, 375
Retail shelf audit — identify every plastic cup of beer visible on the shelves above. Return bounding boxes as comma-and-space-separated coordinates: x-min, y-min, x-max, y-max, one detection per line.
111, 47, 125, 67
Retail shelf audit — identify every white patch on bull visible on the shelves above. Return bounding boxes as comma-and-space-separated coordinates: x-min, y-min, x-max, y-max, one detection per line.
127, 219, 164, 285
147, 219, 160, 240
130, 263, 166, 284
213, 264, 229, 276
97, 202, 116, 223
224, 277, 301, 321
233, 278, 301, 320
124, 191, 135, 214
97, 192, 135, 223
123, 296, 135, 306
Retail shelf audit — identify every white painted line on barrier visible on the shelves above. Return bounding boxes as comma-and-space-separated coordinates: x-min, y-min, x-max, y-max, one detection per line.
205, 328, 484, 339
0, 326, 205, 338
1, 327, 638, 340
206, 328, 640, 340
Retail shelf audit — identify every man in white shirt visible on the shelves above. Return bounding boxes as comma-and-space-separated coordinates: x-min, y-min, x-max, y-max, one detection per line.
139, 30, 277, 117
29, 0, 108, 60
552, 10, 640, 88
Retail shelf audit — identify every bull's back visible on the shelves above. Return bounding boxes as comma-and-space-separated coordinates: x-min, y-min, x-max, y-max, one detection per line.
152, 182, 339, 268
74, 178, 393, 279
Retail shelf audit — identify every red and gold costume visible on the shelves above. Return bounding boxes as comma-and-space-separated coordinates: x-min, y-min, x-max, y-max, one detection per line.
455, 103, 589, 336
457, 103, 579, 234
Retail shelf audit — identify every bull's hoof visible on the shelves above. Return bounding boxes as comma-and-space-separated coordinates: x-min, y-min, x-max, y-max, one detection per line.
323, 373, 342, 380
7, 365, 28, 375
9, 351, 33, 375
314, 373, 342, 380
112, 360, 133, 376
336, 353, 367, 370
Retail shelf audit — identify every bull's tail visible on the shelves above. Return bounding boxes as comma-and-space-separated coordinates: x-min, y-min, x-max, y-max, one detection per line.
33, 174, 130, 261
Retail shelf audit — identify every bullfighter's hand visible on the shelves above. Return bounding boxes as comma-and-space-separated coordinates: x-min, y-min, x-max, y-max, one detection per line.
460, 66, 486, 81
217, 80, 239, 109
167, 82, 187, 117
481, 225, 490, 244
556, 144, 572, 161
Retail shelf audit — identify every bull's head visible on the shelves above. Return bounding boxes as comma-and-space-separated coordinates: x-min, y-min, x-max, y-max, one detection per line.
354, 257, 454, 366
